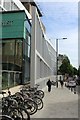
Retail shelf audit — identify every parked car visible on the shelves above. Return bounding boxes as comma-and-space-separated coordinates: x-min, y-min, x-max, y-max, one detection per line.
65, 80, 76, 87
68, 80, 76, 87
65, 80, 76, 93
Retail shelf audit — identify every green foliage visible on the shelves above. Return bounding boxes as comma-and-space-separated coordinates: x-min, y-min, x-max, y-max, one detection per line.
67, 64, 74, 76
59, 55, 77, 76
59, 56, 70, 75
78, 66, 80, 77
73, 67, 78, 75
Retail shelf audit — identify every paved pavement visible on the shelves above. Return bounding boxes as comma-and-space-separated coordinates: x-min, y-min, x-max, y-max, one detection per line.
31, 83, 78, 119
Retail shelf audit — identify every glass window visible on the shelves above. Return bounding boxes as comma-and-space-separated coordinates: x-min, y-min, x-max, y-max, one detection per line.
3, 0, 10, 11
2, 72, 8, 89
15, 40, 22, 70
28, 45, 30, 58
2, 39, 22, 71
0, 0, 1, 5
2, 40, 15, 71
13, 2, 19, 10
24, 41, 30, 58
24, 41, 28, 57
2, 39, 23, 89
25, 33, 31, 58
3, 0, 19, 11
0, 7, 2, 12
0, 40, 2, 63
25, 20, 31, 33
0, 6, 5, 12
2, 71, 22, 89
9, 72, 14, 87
3, 40, 14, 55
23, 37, 31, 83
15, 72, 21, 85
11, 0, 14, 10
28, 36, 31, 45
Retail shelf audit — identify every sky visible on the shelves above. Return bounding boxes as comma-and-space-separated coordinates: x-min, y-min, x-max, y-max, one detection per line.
36, 1, 78, 69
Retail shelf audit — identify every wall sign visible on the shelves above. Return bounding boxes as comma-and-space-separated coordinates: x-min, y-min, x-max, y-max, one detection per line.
1, 21, 13, 26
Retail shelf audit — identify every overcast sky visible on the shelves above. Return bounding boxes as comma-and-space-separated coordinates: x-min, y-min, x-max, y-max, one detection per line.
36, 1, 78, 69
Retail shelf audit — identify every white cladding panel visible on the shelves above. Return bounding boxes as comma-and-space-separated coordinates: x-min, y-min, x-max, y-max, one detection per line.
35, 10, 56, 80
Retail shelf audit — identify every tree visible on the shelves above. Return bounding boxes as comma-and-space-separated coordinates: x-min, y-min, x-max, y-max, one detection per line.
59, 56, 70, 75
78, 66, 80, 77
73, 67, 78, 75
59, 55, 77, 76
67, 64, 74, 76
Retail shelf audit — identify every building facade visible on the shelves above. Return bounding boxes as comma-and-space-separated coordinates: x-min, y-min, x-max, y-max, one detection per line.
0, 10, 31, 89
0, 0, 56, 89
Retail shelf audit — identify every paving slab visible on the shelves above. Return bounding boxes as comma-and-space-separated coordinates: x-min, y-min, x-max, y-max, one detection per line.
31, 84, 78, 119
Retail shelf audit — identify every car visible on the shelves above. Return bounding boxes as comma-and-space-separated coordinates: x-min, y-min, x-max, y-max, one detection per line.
68, 80, 76, 87
65, 80, 76, 87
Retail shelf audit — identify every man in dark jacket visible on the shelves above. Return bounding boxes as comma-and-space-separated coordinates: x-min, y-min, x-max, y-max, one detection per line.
46, 79, 52, 92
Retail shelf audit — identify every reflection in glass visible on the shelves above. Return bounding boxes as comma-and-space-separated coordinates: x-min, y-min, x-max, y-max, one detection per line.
2, 39, 22, 89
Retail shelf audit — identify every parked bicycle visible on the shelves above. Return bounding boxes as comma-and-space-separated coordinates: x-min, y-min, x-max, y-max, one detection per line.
1, 91, 30, 120
0, 84, 45, 119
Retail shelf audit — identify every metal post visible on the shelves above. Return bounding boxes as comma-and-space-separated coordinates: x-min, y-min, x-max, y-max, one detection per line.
56, 39, 58, 88
56, 38, 67, 88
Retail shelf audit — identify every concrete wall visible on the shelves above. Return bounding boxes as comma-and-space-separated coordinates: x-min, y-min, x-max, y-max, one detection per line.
30, 5, 56, 89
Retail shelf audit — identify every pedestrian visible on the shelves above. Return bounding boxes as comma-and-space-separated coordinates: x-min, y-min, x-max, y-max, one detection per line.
59, 76, 64, 88
46, 79, 52, 92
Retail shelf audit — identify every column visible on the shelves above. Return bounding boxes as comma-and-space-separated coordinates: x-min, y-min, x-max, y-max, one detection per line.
30, 6, 37, 87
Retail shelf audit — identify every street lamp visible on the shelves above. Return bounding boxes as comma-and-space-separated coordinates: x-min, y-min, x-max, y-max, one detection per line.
56, 38, 67, 88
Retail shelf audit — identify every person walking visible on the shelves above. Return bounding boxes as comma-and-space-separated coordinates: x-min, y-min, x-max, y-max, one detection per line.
59, 76, 64, 88
46, 79, 52, 92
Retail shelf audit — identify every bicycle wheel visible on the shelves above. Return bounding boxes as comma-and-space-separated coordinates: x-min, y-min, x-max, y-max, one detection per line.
32, 96, 43, 110
19, 107, 30, 120
0, 115, 14, 120
24, 98, 38, 115
8, 106, 30, 120
35, 90, 44, 99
